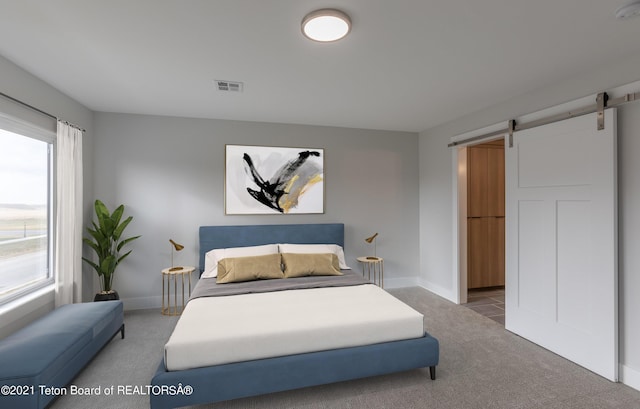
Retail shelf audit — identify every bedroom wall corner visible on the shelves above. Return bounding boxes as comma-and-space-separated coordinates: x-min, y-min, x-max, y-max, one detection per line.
416, 127, 456, 303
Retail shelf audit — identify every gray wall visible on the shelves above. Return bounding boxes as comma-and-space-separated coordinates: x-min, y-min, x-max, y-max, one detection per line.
92, 112, 420, 309
0, 55, 94, 338
418, 53, 640, 388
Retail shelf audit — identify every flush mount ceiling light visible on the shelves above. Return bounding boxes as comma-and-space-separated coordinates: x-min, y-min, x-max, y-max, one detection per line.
301, 9, 351, 42
616, 0, 640, 19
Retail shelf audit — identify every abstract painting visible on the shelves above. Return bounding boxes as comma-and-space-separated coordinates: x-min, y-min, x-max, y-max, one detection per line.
225, 145, 325, 214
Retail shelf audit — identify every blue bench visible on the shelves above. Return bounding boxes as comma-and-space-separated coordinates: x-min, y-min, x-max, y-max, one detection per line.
0, 300, 124, 409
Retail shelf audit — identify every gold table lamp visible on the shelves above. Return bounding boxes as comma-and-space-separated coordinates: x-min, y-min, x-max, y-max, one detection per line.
365, 233, 379, 260
169, 239, 184, 271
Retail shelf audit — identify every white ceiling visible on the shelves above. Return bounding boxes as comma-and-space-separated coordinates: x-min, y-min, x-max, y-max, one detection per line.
1, 0, 640, 133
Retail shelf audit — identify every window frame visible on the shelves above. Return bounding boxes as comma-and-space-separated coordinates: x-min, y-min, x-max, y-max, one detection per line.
0, 112, 56, 306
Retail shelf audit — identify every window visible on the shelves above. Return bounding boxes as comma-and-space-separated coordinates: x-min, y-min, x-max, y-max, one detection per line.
0, 115, 54, 304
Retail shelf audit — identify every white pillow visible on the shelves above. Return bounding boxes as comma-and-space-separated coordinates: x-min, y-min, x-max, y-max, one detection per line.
278, 243, 350, 270
202, 244, 279, 278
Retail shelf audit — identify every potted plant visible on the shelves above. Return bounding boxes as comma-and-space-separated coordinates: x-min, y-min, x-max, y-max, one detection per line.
82, 200, 141, 301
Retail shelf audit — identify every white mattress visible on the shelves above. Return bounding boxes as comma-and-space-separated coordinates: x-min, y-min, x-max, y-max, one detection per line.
164, 284, 424, 371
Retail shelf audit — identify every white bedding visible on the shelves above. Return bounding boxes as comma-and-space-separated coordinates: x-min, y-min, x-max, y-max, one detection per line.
164, 284, 424, 371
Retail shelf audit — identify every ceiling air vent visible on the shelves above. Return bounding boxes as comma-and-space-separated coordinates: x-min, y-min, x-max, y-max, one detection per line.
215, 80, 243, 92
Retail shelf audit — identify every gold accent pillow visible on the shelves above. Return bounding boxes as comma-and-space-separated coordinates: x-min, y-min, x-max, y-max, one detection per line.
217, 253, 284, 284
281, 253, 343, 278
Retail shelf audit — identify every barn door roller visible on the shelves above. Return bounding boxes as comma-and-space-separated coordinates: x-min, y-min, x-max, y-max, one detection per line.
597, 92, 609, 131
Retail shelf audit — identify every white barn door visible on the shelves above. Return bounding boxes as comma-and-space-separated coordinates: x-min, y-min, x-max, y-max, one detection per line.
505, 109, 618, 381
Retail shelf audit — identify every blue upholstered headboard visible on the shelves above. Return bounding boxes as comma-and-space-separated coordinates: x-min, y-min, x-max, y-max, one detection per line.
198, 223, 345, 273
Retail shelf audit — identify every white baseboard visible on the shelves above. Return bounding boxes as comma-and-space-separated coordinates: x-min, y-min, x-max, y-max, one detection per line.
383, 277, 419, 289
416, 278, 457, 303
620, 364, 640, 392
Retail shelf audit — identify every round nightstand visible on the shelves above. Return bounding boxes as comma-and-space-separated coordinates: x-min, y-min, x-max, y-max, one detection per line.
357, 257, 384, 288
161, 266, 195, 316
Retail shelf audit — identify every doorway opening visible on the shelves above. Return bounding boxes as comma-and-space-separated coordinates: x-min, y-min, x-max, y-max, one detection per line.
458, 138, 505, 325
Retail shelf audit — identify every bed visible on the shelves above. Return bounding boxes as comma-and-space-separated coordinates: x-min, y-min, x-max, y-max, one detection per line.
150, 223, 439, 409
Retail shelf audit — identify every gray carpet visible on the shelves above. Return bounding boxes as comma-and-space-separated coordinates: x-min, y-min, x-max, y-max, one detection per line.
52, 287, 640, 409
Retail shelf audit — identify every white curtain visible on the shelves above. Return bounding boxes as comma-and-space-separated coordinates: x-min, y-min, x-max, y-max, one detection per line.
55, 121, 83, 306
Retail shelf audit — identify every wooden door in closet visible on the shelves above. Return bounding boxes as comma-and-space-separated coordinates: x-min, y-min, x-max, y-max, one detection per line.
467, 140, 505, 289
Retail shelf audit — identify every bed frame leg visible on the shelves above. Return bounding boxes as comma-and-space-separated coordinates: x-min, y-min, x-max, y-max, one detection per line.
429, 366, 436, 380
120, 324, 125, 339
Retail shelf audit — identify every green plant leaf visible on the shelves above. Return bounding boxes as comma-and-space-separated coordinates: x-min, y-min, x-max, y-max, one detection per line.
117, 250, 133, 264
117, 235, 141, 251
101, 255, 117, 275
113, 216, 133, 241
111, 205, 124, 229
94, 200, 110, 231
81, 257, 100, 274
82, 237, 99, 253
94, 200, 110, 218
102, 218, 116, 237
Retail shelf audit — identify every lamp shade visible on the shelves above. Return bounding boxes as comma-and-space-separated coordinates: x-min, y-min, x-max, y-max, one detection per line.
169, 239, 184, 251
365, 233, 378, 243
